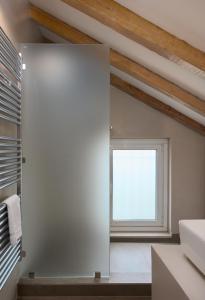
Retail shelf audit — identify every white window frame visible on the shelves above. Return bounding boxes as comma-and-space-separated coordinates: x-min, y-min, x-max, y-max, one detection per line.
110, 139, 169, 233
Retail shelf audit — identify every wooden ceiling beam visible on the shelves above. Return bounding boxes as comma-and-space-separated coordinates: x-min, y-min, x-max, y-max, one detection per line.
40, 33, 203, 136
29, 5, 205, 136
111, 74, 205, 136
30, 5, 205, 116
62, 0, 205, 77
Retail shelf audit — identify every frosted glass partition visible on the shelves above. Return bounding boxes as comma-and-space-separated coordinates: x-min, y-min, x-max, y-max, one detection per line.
21, 44, 110, 277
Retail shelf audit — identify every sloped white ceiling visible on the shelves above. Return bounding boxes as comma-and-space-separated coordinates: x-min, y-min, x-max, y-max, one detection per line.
29, 0, 205, 125
116, 0, 205, 52
40, 26, 205, 126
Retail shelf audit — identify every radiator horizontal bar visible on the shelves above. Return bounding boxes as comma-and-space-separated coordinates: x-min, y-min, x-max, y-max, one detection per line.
0, 217, 7, 226
0, 28, 20, 62
0, 224, 8, 235
0, 227, 7, 236
0, 80, 21, 104
0, 82, 21, 104
0, 206, 6, 213
0, 249, 21, 278
0, 106, 21, 115
0, 241, 21, 266
0, 152, 21, 157
0, 236, 9, 251
0, 249, 20, 283
0, 172, 21, 183
0, 156, 21, 161
0, 45, 21, 76
0, 204, 6, 213
0, 36, 21, 66
0, 84, 21, 104
0, 168, 21, 177
0, 162, 21, 168
0, 99, 21, 115
0, 84, 21, 106
0, 242, 9, 255
0, 136, 21, 142
0, 245, 12, 265
0, 41, 21, 69
0, 150, 21, 155
0, 244, 11, 263
0, 229, 8, 239
0, 49, 21, 77
0, 174, 21, 183
0, 30, 21, 61
0, 222, 7, 231
0, 231, 9, 243
0, 158, 21, 163
0, 116, 21, 126
0, 177, 20, 190
0, 114, 20, 125
0, 114, 20, 124
0, 162, 21, 169
0, 94, 21, 112
0, 144, 21, 148
0, 229, 7, 238
0, 242, 20, 270
0, 56, 21, 82
0, 217, 7, 228
0, 203, 6, 209
0, 246, 12, 265
0, 220, 8, 230
0, 243, 9, 258
0, 105, 21, 119
0, 71, 21, 96
0, 253, 20, 288
0, 251, 20, 289
0, 29, 20, 68
0, 224, 7, 234
0, 38, 21, 65
0, 211, 7, 220
0, 221, 8, 230
0, 210, 7, 219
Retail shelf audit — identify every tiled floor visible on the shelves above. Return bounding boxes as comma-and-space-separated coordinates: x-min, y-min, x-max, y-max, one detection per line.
17, 244, 152, 299
19, 243, 152, 284
110, 243, 152, 283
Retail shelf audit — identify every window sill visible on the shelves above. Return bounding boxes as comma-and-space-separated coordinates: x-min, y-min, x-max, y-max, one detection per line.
110, 232, 180, 243
110, 232, 172, 238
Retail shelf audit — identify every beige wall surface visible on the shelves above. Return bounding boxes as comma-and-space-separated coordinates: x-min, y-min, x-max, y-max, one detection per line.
0, 1, 42, 299
0, 0, 43, 48
0, 266, 20, 300
111, 86, 205, 234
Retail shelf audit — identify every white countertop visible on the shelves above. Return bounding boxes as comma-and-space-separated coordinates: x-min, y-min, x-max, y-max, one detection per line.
152, 244, 205, 300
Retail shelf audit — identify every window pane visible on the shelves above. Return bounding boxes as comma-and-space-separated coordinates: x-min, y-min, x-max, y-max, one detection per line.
113, 150, 156, 221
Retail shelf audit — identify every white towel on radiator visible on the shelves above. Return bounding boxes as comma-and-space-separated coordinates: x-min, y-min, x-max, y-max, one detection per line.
3, 194, 22, 246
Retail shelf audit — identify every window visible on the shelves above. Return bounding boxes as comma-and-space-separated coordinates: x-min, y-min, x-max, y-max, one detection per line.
111, 139, 169, 232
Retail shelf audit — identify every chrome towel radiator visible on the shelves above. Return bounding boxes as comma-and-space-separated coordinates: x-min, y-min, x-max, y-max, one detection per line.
0, 204, 21, 288
0, 27, 22, 289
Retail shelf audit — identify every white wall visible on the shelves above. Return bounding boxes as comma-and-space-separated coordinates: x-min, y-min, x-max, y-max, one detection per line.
111, 86, 205, 234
